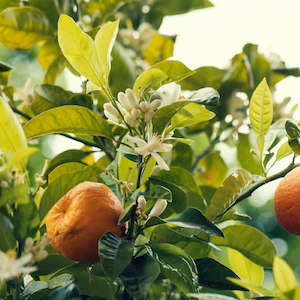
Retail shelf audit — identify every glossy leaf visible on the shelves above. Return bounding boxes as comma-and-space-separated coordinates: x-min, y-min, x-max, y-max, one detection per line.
228, 248, 264, 285
146, 243, 199, 294
119, 254, 160, 300
39, 165, 104, 221
47, 274, 75, 290
0, 213, 16, 252
216, 209, 251, 223
0, 96, 28, 169
204, 169, 253, 221
133, 68, 168, 98
48, 283, 81, 300
151, 60, 195, 84
186, 87, 220, 106
211, 225, 277, 268
273, 255, 296, 291
48, 163, 86, 183
286, 119, 300, 155
99, 231, 134, 280
145, 207, 224, 237
23, 105, 114, 140
149, 224, 221, 251
0, 7, 54, 50
195, 257, 248, 291
58, 14, 104, 88
144, 183, 172, 202
94, 19, 119, 80
21, 281, 49, 299
249, 78, 273, 157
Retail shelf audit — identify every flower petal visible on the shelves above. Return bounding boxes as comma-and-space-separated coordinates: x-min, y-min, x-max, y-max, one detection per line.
151, 152, 170, 171
134, 145, 150, 156
127, 135, 147, 146
154, 143, 173, 153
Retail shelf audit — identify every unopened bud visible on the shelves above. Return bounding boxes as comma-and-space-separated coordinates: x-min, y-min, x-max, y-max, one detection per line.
104, 103, 119, 118
0, 181, 9, 189
139, 101, 148, 112
252, 291, 263, 298
131, 108, 141, 120
145, 110, 154, 122
118, 92, 131, 111
25, 237, 34, 253
250, 148, 256, 155
35, 249, 48, 261
104, 110, 122, 124
149, 99, 162, 110
124, 115, 136, 127
137, 196, 146, 211
148, 199, 167, 219
126, 88, 139, 108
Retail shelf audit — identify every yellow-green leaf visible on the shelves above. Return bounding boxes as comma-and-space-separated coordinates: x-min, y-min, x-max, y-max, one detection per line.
228, 248, 264, 285
276, 140, 293, 161
94, 19, 119, 81
0, 7, 54, 50
0, 96, 28, 169
38, 40, 62, 71
58, 14, 104, 88
273, 255, 296, 291
249, 78, 273, 157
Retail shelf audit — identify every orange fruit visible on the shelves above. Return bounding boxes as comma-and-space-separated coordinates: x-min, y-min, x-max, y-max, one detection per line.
46, 181, 126, 262
274, 166, 300, 235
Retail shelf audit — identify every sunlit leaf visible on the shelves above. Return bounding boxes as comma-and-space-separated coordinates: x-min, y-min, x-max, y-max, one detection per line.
99, 231, 134, 280
0, 7, 54, 50
276, 140, 293, 161
228, 248, 264, 285
44, 54, 67, 85
48, 162, 86, 183
58, 14, 104, 89
146, 243, 199, 294
94, 19, 119, 80
0, 96, 28, 169
38, 40, 62, 71
23, 105, 114, 140
273, 255, 296, 291
211, 225, 277, 268
249, 78, 273, 158
204, 169, 253, 221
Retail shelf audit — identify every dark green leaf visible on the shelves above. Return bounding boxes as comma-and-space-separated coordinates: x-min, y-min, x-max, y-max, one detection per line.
0, 213, 16, 252
99, 231, 134, 280
145, 207, 224, 237
195, 257, 248, 291
211, 225, 277, 268
186, 87, 220, 106
0, 61, 12, 72
39, 165, 104, 221
119, 254, 160, 300
286, 119, 300, 138
117, 147, 139, 163
47, 274, 75, 289
144, 183, 172, 201
21, 281, 49, 299
67, 94, 93, 110
48, 283, 81, 300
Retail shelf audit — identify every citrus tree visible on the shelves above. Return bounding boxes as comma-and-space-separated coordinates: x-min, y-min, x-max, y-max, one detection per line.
0, 1, 300, 300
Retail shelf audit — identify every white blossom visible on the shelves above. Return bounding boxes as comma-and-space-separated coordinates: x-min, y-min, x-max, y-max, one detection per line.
148, 199, 168, 218
153, 84, 182, 107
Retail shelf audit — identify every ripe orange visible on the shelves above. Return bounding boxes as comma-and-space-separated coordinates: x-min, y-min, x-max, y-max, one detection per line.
274, 166, 300, 236
46, 181, 126, 262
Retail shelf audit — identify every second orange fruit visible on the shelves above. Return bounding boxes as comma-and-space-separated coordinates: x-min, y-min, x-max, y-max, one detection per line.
274, 166, 300, 236
46, 181, 126, 262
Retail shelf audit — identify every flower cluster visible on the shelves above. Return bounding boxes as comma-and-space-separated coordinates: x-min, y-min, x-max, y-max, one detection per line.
0, 167, 27, 189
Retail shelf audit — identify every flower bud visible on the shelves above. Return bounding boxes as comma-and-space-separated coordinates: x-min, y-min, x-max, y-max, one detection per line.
118, 92, 131, 111
104, 103, 119, 118
131, 108, 141, 120
137, 195, 146, 211
35, 250, 48, 261
104, 110, 122, 124
139, 101, 148, 112
0, 181, 9, 189
145, 110, 154, 122
126, 88, 139, 108
25, 237, 34, 253
149, 99, 162, 110
148, 199, 167, 219
124, 115, 136, 127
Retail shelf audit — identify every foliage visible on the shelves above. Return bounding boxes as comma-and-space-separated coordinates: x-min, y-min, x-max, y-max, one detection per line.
0, 1, 300, 300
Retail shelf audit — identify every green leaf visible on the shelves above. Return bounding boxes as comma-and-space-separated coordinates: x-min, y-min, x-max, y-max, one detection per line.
145, 207, 224, 237
228, 248, 264, 285
119, 254, 160, 300
0, 7, 54, 50
216, 209, 251, 223
32, 84, 73, 115
0, 61, 12, 72
48, 162, 86, 183
94, 19, 119, 81
133, 68, 168, 98
144, 183, 172, 202
37, 39, 62, 71
146, 243, 199, 294
44, 55, 67, 85
0, 184, 29, 206
47, 274, 75, 289
195, 257, 248, 291
273, 255, 296, 291
151, 60, 195, 84
58, 14, 104, 89
187, 293, 240, 300
48, 283, 81, 300
249, 78, 273, 158
21, 281, 49, 299
286, 119, 300, 155
13, 198, 39, 242
204, 169, 253, 221
186, 87, 220, 106
211, 224, 277, 268
23, 105, 114, 140
98, 0, 134, 19
99, 231, 134, 280
276, 140, 293, 161
39, 165, 104, 221
0, 96, 28, 169
67, 94, 93, 110
149, 224, 221, 251
0, 213, 16, 252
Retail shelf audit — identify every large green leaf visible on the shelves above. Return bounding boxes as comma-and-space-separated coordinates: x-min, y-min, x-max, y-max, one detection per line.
48, 283, 80, 300
145, 207, 224, 237
0, 7, 54, 50
249, 78, 273, 158
0, 213, 16, 252
23, 105, 114, 140
211, 224, 277, 268
58, 14, 104, 89
0, 96, 28, 169
204, 169, 253, 221
146, 243, 199, 294
39, 165, 104, 221
0, 0, 19, 13
94, 19, 119, 81
273, 255, 296, 291
0, 184, 29, 206
119, 254, 160, 300
99, 231, 134, 280
195, 257, 247, 291
48, 163, 86, 183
